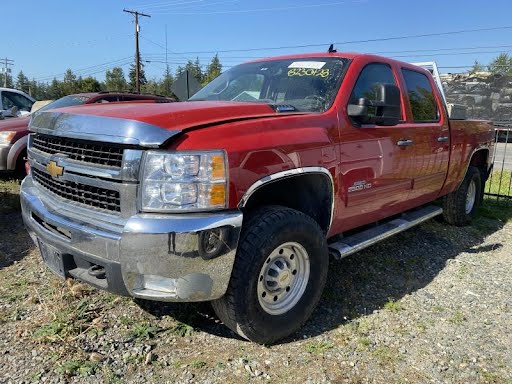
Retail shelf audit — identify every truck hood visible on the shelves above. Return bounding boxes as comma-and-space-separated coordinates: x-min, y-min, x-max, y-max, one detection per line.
29, 101, 297, 147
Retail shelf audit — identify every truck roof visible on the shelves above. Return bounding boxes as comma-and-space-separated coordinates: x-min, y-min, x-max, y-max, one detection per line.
246, 52, 430, 74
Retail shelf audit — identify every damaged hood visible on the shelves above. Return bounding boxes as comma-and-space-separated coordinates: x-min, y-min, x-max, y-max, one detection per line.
29, 101, 291, 147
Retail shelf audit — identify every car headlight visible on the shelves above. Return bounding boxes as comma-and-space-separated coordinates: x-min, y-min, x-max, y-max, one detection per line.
0, 131, 16, 146
140, 150, 228, 212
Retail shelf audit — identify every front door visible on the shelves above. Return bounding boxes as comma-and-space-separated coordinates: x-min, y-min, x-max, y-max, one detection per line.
336, 62, 415, 232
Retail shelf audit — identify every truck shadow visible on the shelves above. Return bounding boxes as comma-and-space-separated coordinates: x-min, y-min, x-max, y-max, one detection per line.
0, 206, 34, 270
138, 204, 511, 343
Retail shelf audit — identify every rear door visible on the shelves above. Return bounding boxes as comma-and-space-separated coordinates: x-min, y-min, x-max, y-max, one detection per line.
399, 67, 450, 203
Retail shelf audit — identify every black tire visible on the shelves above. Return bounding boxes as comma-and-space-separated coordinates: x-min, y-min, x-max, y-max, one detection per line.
443, 166, 482, 226
14, 150, 27, 180
212, 206, 328, 344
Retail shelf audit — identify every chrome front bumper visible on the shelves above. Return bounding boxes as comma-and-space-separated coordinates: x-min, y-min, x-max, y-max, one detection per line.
21, 177, 242, 302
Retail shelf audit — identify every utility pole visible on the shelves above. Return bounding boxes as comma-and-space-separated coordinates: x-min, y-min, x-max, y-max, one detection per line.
123, 9, 150, 94
2, 58, 14, 88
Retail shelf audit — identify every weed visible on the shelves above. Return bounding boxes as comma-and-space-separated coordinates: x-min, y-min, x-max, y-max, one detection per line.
383, 298, 402, 312
449, 310, 466, 324
371, 346, 397, 365
304, 340, 334, 354
128, 323, 161, 341
56, 360, 97, 377
168, 321, 194, 337
190, 360, 207, 369
356, 337, 371, 351
216, 362, 226, 370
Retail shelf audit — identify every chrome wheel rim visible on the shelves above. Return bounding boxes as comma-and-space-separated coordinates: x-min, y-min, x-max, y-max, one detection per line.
466, 179, 477, 214
257, 242, 310, 315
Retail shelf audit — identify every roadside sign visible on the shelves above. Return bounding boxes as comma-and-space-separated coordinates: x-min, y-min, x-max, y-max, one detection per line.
171, 70, 201, 101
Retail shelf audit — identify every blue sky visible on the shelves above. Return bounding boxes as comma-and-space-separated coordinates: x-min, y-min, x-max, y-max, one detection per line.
3, 0, 512, 83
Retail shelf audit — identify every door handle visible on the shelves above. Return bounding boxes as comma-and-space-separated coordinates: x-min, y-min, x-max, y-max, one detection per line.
437, 136, 449, 142
396, 139, 414, 147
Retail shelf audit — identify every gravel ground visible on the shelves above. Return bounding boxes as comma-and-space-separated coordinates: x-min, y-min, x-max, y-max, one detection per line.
1, 181, 511, 383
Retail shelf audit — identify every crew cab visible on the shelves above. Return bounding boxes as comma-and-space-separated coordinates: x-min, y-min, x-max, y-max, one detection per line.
0, 92, 173, 176
20, 52, 494, 343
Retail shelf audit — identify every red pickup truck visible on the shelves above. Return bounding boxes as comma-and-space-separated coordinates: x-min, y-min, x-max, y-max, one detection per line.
20, 52, 494, 343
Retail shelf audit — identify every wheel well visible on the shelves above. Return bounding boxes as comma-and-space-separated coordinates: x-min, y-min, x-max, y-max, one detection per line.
470, 149, 490, 180
241, 173, 333, 233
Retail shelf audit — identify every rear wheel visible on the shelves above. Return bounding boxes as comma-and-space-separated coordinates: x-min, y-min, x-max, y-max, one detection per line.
443, 166, 482, 226
212, 206, 328, 344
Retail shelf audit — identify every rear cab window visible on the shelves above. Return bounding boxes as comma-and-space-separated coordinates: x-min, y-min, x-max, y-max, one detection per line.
401, 69, 439, 123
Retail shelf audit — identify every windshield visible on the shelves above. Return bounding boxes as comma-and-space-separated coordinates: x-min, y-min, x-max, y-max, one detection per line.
38, 95, 91, 112
190, 57, 348, 112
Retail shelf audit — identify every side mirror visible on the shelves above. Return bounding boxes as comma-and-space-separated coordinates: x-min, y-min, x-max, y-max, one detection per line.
3, 106, 18, 118
348, 83, 401, 126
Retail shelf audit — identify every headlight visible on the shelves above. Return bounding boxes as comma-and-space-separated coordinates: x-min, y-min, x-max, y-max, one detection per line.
141, 150, 228, 212
0, 131, 16, 146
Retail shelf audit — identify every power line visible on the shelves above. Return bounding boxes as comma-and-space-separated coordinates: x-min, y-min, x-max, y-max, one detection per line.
162, 25, 512, 54
153, 0, 365, 15
34, 57, 133, 82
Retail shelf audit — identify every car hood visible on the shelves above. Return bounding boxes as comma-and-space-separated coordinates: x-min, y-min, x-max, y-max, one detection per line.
29, 101, 301, 147
0, 116, 31, 132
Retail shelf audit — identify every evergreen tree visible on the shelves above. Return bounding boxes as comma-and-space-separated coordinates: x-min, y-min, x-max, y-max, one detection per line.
48, 78, 64, 99
469, 60, 485, 75
80, 76, 102, 92
15, 71, 30, 93
158, 65, 174, 96
128, 54, 147, 92
488, 53, 512, 75
203, 54, 222, 86
62, 69, 79, 95
105, 67, 127, 91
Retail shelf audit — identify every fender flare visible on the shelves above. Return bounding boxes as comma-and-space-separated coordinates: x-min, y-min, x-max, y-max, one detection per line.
7, 135, 28, 170
238, 166, 335, 233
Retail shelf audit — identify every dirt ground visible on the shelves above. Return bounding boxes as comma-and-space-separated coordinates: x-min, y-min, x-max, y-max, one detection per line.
1, 179, 511, 383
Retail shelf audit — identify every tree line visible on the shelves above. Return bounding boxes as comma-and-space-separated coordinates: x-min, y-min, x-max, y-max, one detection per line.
0, 54, 222, 101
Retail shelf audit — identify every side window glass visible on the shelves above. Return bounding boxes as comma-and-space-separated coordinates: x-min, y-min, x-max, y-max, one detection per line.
401, 69, 438, 122
350, 63, 398, 105
3, 92, 33, 111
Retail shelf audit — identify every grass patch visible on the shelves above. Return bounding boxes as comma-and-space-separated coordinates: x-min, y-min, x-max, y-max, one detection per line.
56, 360, 97, 377
190, 360, 207, 369
383, 298, 402, 312
167, 321, 194, 337
304, 340, 334, 354
128, 323, 161, 341
0, 179, 20, 213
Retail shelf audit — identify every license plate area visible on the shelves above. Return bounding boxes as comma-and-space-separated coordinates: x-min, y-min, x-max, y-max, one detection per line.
38, 239, 65, 278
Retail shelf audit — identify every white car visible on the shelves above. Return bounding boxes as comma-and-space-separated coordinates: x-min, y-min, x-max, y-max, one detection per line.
0, 88, 35, 118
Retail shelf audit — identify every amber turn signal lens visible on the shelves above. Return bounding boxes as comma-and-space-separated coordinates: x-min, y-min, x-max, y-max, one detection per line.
210, 154, 226, 180
210, 184, 226, 206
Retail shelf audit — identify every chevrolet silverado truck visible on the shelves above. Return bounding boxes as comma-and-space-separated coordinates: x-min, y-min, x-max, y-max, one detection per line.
0, 92, 173, 177
20, 52, 494, 343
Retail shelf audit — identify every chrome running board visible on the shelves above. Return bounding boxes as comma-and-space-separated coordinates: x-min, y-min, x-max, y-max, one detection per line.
328, 205, 443, 260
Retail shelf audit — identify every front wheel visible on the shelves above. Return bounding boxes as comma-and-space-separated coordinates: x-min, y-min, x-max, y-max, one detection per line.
212, 206, 329, 344
443, 166, 482, 226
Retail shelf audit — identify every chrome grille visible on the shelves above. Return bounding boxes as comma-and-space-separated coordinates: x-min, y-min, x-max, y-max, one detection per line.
32, 134, 124, 168
32, 168, 121, 212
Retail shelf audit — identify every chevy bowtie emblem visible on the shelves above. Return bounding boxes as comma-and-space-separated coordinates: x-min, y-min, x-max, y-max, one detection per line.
46, 161, 64, 178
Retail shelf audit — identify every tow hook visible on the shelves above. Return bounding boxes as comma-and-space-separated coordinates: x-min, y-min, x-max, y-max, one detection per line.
88, 265, 106, 279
